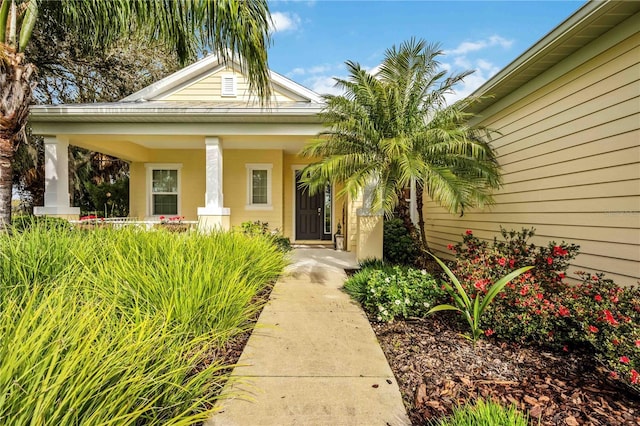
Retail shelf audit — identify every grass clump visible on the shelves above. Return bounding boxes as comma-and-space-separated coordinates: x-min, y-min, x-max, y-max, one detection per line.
0, 224, 287, 423
432, 398, 529, 426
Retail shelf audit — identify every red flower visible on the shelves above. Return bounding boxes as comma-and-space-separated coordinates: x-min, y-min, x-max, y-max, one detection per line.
546, 257, 553, 265
594, 294, 602, 302
474, 279, 487, 292
484, 329, 494, 336
498, 257, 506, 266
558, 272, 566, 279
447, 244, 454, 250
603, 309, 619, 326
631, 370, 639, 384
558, 306, 570, 317
620, 356, 630, 364
520, 285, 529, 296
553, 245, 568, 256
610, 371, 618, 379
563, 345, 569, 352
635, 340, 640, 348
159, 216, 166, 220
611, 295, 619, 303
612, 339, 620, 346
592, 275, 599, 281
509, 259, 515, 268
536, 293, 544, 300
589, 325, 599, 333
465, 229, 473, 235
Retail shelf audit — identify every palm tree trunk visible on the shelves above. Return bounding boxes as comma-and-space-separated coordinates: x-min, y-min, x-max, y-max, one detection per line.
415, 181, 430, 252
0, 46, 36, 230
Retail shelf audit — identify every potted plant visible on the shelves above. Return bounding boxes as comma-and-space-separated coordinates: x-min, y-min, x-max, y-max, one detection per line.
334, 223, 345, 251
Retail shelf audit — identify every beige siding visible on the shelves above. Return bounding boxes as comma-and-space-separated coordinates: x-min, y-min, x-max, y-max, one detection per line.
161, 67, 302, 103
424, 29, 640, 286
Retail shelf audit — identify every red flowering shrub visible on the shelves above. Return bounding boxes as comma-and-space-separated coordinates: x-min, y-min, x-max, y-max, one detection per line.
448, 228, 639, 393
564, 272, 640, 392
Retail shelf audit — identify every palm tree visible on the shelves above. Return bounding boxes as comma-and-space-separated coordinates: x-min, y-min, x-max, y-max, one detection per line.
0, 0, 272, 229
299, 38, 501, 250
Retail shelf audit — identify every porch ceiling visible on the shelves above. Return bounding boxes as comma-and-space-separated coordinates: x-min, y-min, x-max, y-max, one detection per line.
68, 134, 314, 161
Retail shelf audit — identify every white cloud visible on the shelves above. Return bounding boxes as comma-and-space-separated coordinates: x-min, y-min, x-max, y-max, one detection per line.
446, 34, 514, 56
304, 75, 343, 96
271, 12, 301, 33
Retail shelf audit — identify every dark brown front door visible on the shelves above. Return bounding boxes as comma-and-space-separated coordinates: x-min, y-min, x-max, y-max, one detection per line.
295, 172, 331, 240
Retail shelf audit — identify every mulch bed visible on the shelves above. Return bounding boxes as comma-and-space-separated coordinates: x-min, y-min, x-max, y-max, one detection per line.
372, 316, 640, 425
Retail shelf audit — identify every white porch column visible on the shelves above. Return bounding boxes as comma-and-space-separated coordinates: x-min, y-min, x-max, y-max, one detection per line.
355, 181, 383, 261
34, 136, 80, 219
197, 136, 231, 231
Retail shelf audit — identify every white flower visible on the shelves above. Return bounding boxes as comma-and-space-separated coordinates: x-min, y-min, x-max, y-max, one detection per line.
378, 305, 384, 311
395, 300, 401, 305
370, 288, 376, 293
405, 298, 410, 304
421, 269, 427, 275
377, 316, 382, 321
385, 277, 391, 283
423, 302, 430, 307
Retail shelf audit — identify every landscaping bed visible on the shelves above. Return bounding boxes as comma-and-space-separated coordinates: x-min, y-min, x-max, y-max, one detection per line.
373, 316, 640, 425
0, 223, 287, 424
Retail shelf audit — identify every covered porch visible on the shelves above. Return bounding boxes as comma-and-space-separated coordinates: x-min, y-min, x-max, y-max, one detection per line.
28, 112, 383, 260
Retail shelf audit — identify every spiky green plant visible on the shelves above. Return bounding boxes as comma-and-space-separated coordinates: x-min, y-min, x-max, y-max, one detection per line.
431, 398, 529, 426
428, 253, 533, 344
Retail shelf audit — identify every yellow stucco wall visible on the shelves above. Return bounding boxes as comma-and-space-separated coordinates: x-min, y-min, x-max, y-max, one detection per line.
223, 149, 284, 230
127, 147, 350, 246
129, 149, 205, 220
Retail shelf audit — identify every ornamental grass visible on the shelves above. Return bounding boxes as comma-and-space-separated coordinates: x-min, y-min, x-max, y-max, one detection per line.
0, 222, 286, 424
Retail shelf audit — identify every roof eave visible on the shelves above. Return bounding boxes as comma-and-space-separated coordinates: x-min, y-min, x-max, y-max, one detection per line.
464, 0, 639, 114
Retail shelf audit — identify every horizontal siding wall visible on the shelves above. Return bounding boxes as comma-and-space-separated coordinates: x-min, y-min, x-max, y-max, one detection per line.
162, 68, 299, 103
425, 26, 640, 286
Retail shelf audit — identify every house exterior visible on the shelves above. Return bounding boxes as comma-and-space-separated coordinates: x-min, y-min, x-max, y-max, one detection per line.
424, 1, 640, 285
29, 56, 384, 260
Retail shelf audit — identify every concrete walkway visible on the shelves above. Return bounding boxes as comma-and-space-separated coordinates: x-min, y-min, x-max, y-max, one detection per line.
208, 248, 410, 426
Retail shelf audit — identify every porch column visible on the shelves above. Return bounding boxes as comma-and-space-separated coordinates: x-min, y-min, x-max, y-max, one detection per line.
197, 136, 231, 231
356, 181, 383, 261
34, 136, 80, 219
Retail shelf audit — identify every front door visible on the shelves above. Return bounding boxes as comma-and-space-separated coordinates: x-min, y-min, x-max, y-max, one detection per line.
295, 172, 331, 241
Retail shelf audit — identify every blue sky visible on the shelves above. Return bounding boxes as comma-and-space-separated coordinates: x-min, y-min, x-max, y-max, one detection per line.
267, 0, 585, 100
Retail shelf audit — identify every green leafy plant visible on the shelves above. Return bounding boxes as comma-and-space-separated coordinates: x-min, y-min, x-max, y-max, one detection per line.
383, 218, 419, 265
344, 265, 446, 322
428, 253, 533, 343
431, 398, 529, 426
240, 220, 291, 252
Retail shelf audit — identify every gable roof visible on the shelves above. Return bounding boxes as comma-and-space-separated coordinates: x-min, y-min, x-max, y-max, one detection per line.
122, 54, 324, 104
466, 0, 640, 114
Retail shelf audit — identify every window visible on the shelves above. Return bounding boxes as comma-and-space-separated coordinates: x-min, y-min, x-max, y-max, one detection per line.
221, 74, 237, 97
145, 164, 182, 216
324, 185, 332, 235
246, 164, 272, 210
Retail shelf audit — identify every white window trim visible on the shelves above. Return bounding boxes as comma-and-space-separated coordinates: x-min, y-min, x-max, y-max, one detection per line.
221, 73, 237, 97
246, 163, 273, 211
145, 163, 183, 218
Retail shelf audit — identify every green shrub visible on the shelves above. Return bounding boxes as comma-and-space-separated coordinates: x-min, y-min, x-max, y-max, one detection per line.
345, 265, 446, 322
431, 398, 529, 426
383, 218, 419, 265
449, 228, 640, 392
240, 220, 291, 252
10, 215, 71, 233
563, 272, 639, 392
